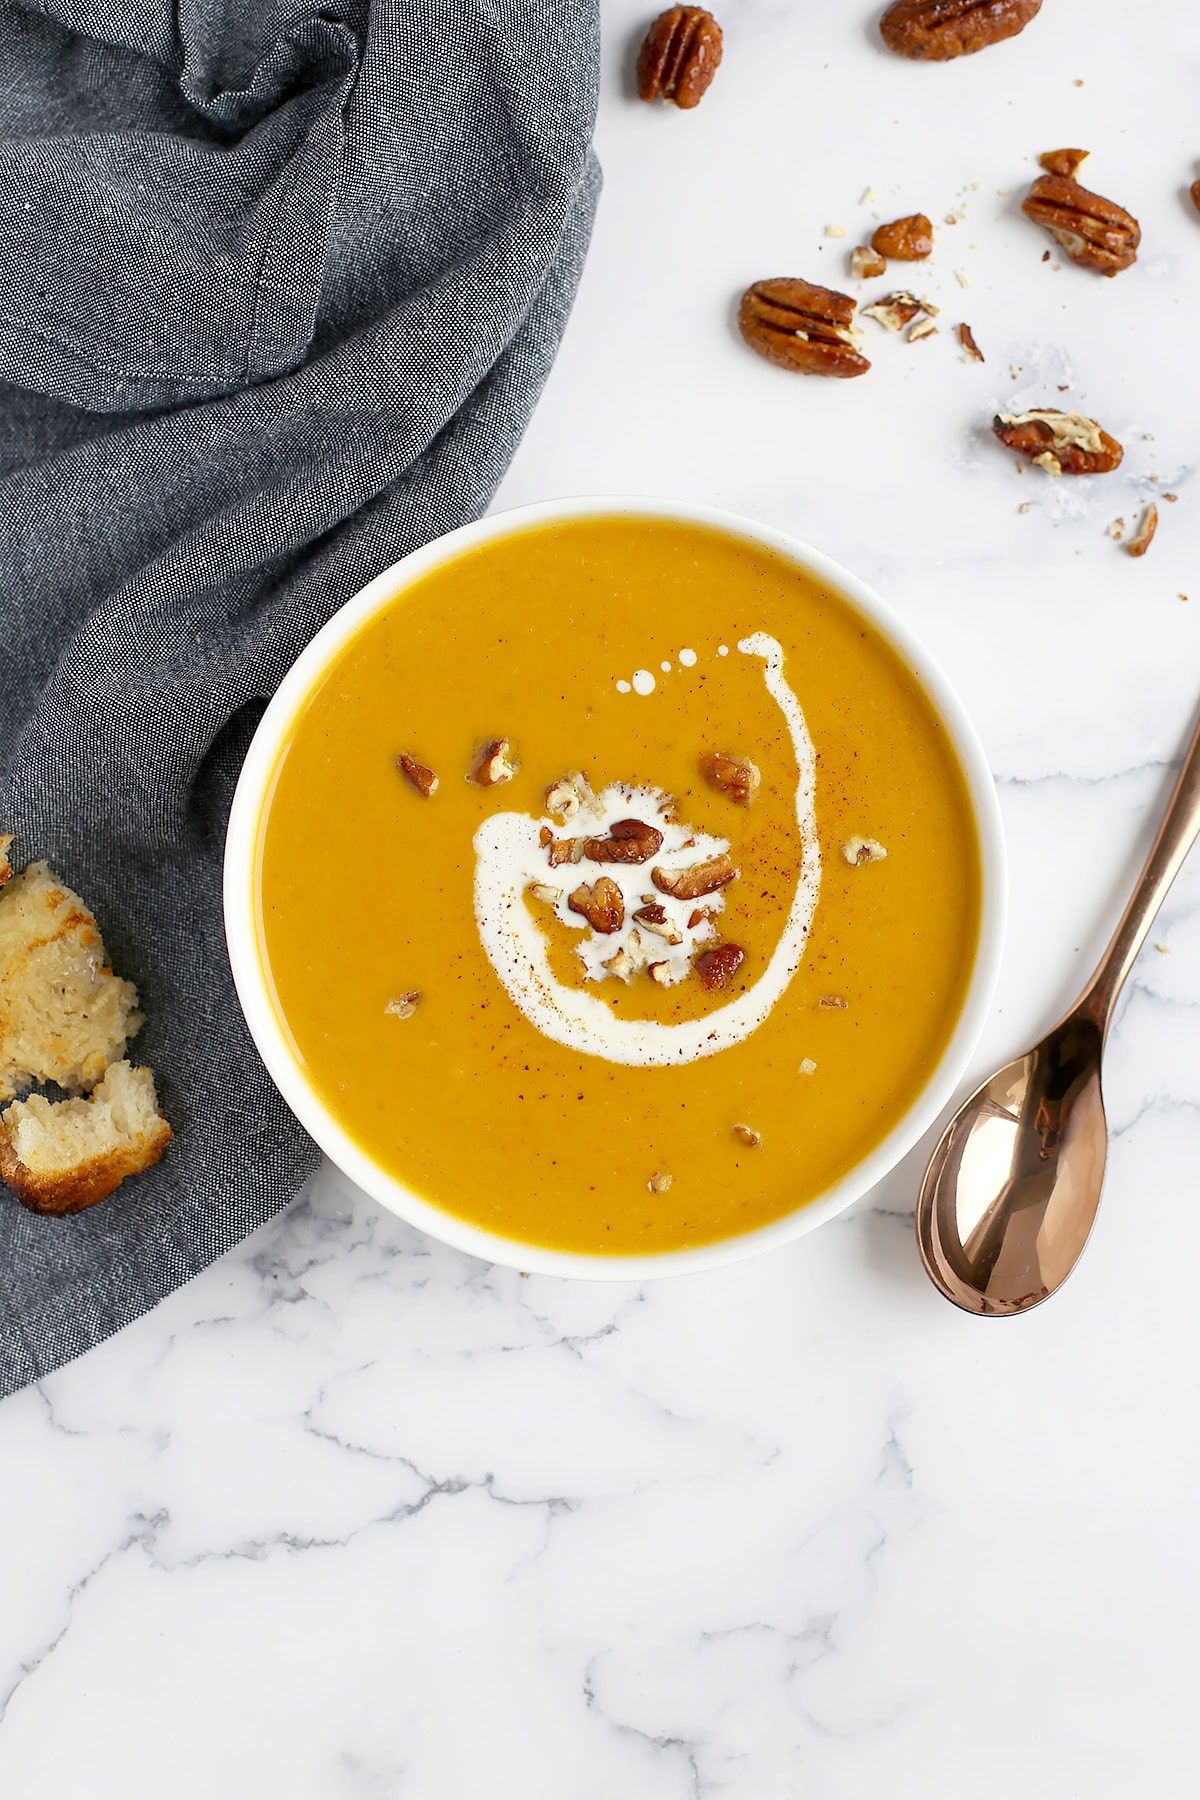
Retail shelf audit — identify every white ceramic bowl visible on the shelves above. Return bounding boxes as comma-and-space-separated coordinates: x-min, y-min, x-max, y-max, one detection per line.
224, 497, 1006, 1279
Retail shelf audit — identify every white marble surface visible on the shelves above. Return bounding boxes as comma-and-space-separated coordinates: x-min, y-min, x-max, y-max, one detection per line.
3, 5, 1200, 1793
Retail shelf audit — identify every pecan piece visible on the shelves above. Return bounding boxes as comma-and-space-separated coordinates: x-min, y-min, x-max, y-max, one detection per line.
842, 836, 888, 866
1021, 174, 1139, 276
397, 753, 438, 798
547, 836, 588, 867
545, 773, 591, 821
528, 883, 562, 906
700, 750, 760, 807
385, 991, 421, 1020
861, 290, 921, 333
1192, 179, 1200, 218
568, 877, 625, 935
647, 1171, 674, 1194
632, 903, 683, 945
879, 0, 1042, 61
850, 246, 887, 281
472, 738, 518, 786
992, 408, 1123, 476
694, 943, 745, 991
738, 278, 870, 379
958, 321, 984, 362
732, 1123, 762, 1148
652, 853, 738, 901
1039, 147, 1088, 180
871, 213, 933, 261
1126, 503, 1158, 558
583, 818, 664, 865
637, 6, 723, 109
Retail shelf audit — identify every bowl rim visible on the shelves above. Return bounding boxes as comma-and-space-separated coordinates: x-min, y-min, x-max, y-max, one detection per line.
224, 494, 1007, 1280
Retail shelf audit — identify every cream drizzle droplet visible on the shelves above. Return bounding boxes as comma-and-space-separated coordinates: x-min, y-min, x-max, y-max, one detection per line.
632, 669, 656, 696
678, 647, 697, 667
616, 680, 631, 694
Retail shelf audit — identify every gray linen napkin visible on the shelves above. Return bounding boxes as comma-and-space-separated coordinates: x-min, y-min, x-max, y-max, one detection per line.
0, 0, 600, 1397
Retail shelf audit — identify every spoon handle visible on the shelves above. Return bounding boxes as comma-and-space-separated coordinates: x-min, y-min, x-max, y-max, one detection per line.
1080, 704, 1200, 1036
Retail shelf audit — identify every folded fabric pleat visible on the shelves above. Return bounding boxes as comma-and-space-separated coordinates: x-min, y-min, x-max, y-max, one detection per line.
0, 0, 601, 1396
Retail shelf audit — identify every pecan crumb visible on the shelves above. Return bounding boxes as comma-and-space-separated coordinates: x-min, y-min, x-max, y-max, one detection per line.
732, 1123, 762, 1148
694, 943, 745, 991
798, 1057, 818, 1076
1039, 147, 1088, 180
397, 753, 438, 797
850, 246, 887, 280
958, 322, 984, 362
568, 878, 625, 934
842, 835, 888, 866
819, 994, 848, 1010
908, 316, 938, 343
648, 961, 672, 986
700, 750, 760, 807
653, 853, 738, 901
1126, 503, 1158, 558
528, 883, 562, 906
385, 991, 421, 1020
647, 1171, 674, 1194
472, 738, 518, 786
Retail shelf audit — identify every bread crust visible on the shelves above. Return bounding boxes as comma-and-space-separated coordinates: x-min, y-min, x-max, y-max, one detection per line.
0, 1104, 171, 1216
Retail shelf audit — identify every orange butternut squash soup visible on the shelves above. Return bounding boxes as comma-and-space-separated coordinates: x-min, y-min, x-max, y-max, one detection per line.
256, 515, 981, 1254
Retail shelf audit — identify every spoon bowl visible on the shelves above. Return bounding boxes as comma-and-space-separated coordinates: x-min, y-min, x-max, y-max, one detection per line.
917, 1012, 1107, 1314
916, 703, 1200, 1316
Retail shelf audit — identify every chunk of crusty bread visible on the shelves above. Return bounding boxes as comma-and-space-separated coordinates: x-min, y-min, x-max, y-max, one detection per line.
0, 860, 142, 1102
0, 1060, 171, 1216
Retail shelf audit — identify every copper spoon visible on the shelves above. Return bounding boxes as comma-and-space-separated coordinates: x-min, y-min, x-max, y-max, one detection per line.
917, 705, 1200, 1316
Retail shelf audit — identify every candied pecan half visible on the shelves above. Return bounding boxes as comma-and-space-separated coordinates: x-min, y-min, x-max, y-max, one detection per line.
397, 753, 438, 797
652, 853, 738, 901
879, 0, 1042, 60
694, 943, 745, 991
1192, 179, 1200, 217
637, 6, 723, 109
568, 877, 625, 934
583, 818, 664, 865
1039, 147, 1089, 180
992, 408, 1123, 476
472, 738, 518, 786
700, 750, 760, 807
1021, 174, 1140, 275
738, 278, 870, 379
871, 213, 934, 261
